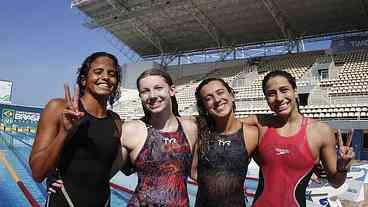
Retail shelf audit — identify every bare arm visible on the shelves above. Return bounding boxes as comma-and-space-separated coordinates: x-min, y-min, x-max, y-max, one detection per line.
110, 116, 130, 178
191, 140, 198, 181
240, 115, 259, 127
110, 146, 130, 177
318, 123, 354, 188
178, 116, 198, 181
243, 124, 259, 157
179, 117, 198, 152
117, 120, 145, 176
29, 85, 84, 182
29, 99, 68, 182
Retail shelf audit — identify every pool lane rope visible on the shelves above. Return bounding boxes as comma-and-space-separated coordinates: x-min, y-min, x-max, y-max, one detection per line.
0, 152, 40, 207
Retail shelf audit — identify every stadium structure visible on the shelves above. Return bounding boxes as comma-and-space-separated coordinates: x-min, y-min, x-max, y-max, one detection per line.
0, 1, 367, 207
71, 0, 368, 161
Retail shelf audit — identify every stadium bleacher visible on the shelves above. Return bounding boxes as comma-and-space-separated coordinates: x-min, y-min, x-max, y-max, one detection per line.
72, 0, 368, 171
112, 49, 368, 121
69, 0, 368, 124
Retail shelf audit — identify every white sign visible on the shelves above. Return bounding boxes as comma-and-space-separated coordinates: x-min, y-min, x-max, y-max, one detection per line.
0, 80, 12, 104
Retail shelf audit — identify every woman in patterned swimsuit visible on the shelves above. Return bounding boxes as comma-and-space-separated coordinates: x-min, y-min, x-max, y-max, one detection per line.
121, 69, 198, 207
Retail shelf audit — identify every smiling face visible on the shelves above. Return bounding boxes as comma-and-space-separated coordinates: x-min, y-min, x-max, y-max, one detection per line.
82, 56, 118, 98
138, 75, 175, 115
264, 75, 298, 118
199, 80, 235, 119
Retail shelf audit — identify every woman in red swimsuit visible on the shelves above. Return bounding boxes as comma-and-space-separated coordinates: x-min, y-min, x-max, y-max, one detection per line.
243, 70, 354, 207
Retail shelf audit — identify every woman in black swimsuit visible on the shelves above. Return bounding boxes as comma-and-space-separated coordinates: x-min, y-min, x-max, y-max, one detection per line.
29, 52, 122, 207
193, 78, 259, 207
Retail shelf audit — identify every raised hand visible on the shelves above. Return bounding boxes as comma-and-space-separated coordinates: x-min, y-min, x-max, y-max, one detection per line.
336, 129, 355, 172
61, 83, 85, 132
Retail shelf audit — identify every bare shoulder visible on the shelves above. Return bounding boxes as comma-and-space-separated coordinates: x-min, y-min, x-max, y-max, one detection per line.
122, 119, 145, 134
241, 114, 274, 127
243, 124, 258, 135
240, 115, 258, 126
178, 116, 198, 149
178, 116, 198, 130
38, 98, 66, 123
34, 99, 66, 141
44, 98, 66, 112
121, 119, 147, 149
180, 115, 197, 122
308, 118, 333, 136
242, 123, 259, 154
307, 118, 335, 144
178, 117, 198, 136
243, 124, 259, 143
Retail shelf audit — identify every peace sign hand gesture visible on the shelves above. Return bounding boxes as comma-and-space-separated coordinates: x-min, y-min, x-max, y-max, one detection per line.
61, 83, 85, 133
336, 129, 355, 173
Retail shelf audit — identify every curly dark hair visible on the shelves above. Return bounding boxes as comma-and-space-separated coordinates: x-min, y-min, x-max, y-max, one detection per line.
76, 52, 122, 106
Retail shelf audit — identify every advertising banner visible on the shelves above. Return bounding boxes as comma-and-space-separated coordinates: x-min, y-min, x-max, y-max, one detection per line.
331, 36, 368, 53
0, 104, 42, 134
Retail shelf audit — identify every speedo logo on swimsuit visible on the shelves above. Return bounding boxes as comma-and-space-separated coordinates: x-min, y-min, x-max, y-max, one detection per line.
275, 147, 290, 155
217, 139, 231, 146
163, 137, 176, 144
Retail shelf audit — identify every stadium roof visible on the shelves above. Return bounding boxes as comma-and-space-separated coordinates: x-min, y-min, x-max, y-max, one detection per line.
72, 0, 368, 58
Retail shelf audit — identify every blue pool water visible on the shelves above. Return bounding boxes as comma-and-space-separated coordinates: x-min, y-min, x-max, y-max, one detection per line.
0, 151, 32, 207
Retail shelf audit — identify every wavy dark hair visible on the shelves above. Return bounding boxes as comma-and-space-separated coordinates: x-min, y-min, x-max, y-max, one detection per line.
195, 78, 236, 157
195, 78, 236, 131
262, 70, 300, 112
136, 69, 180, 124
76, 52, 122, 106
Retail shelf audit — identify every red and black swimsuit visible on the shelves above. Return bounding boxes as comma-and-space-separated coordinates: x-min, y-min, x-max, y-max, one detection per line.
128, 119, 192, 207
253, 117, 316, 207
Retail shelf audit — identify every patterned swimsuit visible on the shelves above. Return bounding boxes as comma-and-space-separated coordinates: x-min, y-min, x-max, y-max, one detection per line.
128, 120, 192, 207
195, 125, 249, 207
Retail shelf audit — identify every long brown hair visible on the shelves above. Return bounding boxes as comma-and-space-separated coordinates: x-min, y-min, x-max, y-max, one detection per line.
194, 78, 236, 155
136, 69, 180, 124
195, 78, 236, 131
